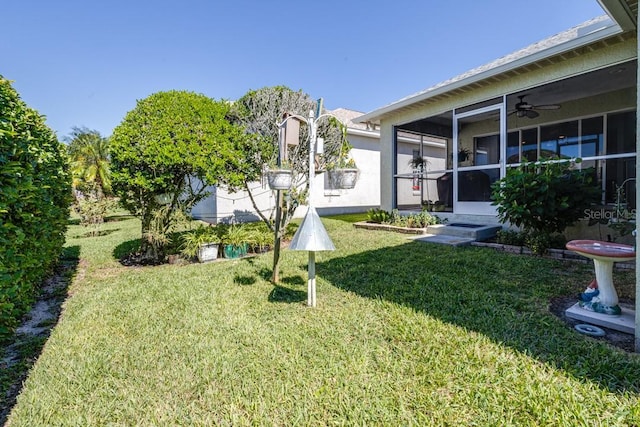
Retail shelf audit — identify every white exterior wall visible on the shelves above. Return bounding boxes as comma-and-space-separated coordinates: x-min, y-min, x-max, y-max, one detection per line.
190, 181, 276, 223
191, 128, 381, 223
309, 129, 380, 216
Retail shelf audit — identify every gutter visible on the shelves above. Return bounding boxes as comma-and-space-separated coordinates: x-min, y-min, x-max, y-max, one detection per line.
346, 127, 380, 139
347, 127, 446, 148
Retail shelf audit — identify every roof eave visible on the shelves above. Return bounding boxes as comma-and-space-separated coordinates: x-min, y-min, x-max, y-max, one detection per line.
355, 19, 623, 124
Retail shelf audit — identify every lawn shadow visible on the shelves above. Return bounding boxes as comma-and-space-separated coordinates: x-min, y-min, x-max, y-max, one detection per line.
0, 245, 81, 424
234, 275, 257, 286
77, 229, 119, 238
282, 275, 305, 287
317, 240, 640, 394
113, 238, 141, 262
269, 285, 307, 304
249, 265, 306, 303
105, 214, 134, 222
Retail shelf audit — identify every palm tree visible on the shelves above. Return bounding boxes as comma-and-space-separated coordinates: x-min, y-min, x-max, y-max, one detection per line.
66, 127, 111, 199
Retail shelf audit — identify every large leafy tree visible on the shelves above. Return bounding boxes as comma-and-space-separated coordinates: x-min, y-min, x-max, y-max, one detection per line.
65, 126, 111, 199
110, 90, 246, 261
230, 86, 347, 281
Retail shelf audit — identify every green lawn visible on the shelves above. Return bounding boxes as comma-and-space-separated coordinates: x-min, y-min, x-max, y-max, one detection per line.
5, 214, 640, 426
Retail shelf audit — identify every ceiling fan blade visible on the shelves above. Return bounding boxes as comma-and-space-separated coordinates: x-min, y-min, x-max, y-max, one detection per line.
525, 110, 539, 119
533, 104, 560, 110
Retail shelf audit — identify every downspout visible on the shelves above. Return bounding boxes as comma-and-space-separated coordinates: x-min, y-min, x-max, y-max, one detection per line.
635, 18, 640, 353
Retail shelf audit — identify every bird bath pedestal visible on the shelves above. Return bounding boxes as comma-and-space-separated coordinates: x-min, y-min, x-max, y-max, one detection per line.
565, 240, 635, 334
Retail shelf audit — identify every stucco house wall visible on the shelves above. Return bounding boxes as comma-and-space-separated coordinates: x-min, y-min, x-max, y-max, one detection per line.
311, 127, 381, 216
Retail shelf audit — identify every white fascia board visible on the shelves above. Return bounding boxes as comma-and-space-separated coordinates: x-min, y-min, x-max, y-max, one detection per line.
356, 19, 623, 124
347, 128, 380, 139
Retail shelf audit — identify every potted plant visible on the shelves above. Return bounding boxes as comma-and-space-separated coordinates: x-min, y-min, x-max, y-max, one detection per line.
409, 156, 428, 171
181, 224, 220, 263
248, 227, 273, 253
421, 200, 435, 212
457, 147, 471, 163
221, 224, 250, 259
265, 160, 293, 190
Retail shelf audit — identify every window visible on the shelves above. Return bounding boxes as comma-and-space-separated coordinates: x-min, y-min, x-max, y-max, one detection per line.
540, 121, 578, 159
581, 117, 603, 157
507, 131, 520, 164
505, 111, 635, 209
457, 169, 500, 202
607, 111, 636, 154
521, 128, 538, 162
474, 135, 499, 165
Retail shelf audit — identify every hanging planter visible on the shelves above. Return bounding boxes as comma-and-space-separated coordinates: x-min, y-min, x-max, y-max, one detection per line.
327, 124, 359, 190
266, 169, 292, 190
328, 168, 359, 189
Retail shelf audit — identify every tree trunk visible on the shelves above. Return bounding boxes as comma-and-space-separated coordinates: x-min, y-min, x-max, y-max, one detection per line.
271, 190, 283, 283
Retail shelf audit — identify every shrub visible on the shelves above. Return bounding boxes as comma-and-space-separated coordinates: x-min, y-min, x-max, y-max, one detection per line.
523, 232, 553, 256
0, 76, 72, 341
409, 211, 439, 228
367, 208, 391, 224
496, 229, 526, 246
491, 159, 600, 254
366, 208, 439, 229
74, 197, 117, 236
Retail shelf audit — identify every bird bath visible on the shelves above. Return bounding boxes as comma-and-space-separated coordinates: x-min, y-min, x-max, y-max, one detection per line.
565, 239, 635, 334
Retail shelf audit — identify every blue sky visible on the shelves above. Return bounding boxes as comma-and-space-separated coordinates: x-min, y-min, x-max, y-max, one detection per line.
2, 1, 605, 139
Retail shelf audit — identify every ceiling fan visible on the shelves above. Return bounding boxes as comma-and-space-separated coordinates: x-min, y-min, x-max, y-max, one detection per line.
509, 94, 560, 118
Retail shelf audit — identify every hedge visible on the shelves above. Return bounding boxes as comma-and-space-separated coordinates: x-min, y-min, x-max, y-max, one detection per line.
0, 76, 72, 341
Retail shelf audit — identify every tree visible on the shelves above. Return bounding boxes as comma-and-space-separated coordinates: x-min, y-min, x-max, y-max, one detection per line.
229, 86, 347, 281
65, 127, 111, 199
110, 90, 246, 262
